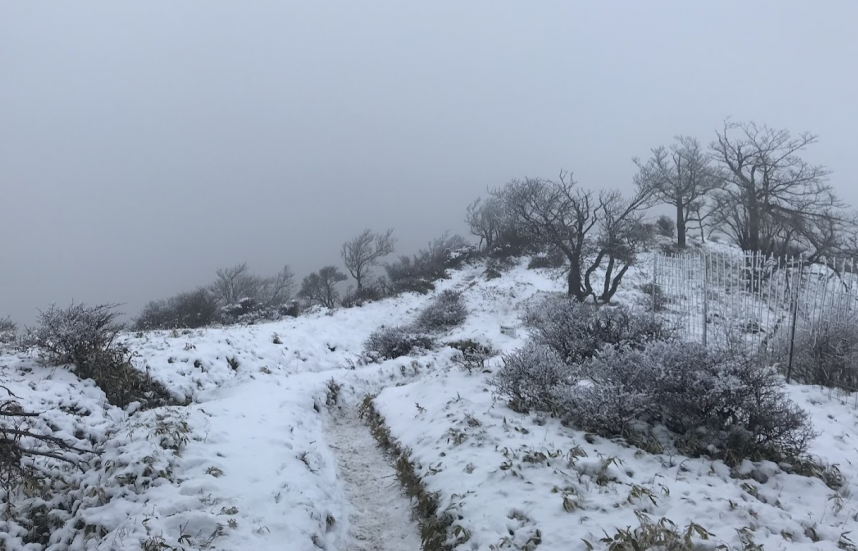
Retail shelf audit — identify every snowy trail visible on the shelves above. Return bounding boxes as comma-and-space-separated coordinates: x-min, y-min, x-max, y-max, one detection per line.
179, 374, 347, 551
325, 401, 422, 551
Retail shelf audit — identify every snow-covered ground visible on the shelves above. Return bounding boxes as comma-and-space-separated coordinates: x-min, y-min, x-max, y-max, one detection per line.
1, 255, 857, 550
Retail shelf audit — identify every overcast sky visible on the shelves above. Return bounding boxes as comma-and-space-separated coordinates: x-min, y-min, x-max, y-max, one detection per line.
1, 1, 856, 325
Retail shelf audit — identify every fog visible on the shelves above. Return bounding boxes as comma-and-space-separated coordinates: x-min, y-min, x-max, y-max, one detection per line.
1, 1, 856, 326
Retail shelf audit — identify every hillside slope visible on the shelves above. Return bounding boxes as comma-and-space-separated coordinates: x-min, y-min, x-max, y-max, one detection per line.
1, 255, 856, 550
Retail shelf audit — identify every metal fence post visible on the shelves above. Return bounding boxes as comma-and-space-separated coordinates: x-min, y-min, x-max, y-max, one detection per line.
702, 253, 708, 347
786, 260, 801, 383
652, 253, 658, 313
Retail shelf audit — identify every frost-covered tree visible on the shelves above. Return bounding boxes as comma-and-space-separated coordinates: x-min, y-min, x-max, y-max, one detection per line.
341, 229, 396, 293
636, 136, 719, 248
211, 262, 263, 306
299, 266, 347, 308
260, 265, 296, 307
493, 172, 655, 302
710, 121, 849, 259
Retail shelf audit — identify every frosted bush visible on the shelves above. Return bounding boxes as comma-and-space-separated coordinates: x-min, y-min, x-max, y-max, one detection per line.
522, 296, 672, 364
769, 317, 858, 392
364, 326, 435, 361
555, 345, 658, 435
557, 341, 815, 463
23, 303, 173, 408
414, 290, 468, 332
492, 342, 572, 412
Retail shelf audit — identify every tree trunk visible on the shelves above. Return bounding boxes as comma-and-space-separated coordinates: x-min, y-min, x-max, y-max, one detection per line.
746, 187, 761, 253
676, 203, 686, 248
568, 258, 586, 302
600, 256, 615, 302
601, 263, 631, 303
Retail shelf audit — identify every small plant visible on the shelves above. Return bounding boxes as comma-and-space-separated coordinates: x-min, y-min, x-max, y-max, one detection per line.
447, 339, 495, 374
226, 356, 240, 370
206, 466, 225, 478
326, 378, 341, 406
584, 513, 714, 551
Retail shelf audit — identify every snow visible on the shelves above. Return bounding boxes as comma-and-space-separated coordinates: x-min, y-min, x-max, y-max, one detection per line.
326, 401, 421, 551
2, 253, 857, 550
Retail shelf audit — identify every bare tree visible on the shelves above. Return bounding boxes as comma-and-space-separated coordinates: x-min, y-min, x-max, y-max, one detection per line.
589, 191, 655, 302
710, 121, 847, 260
465, 197, 503, 250
341, 229, 396, 292
495, 172, 655, 302
260, 265, 296, 307
466, 196, 534, 256
495, 175, 598, 301
299, 266, 348, 308
211, 263, 263, 305
636, 136, 720, 248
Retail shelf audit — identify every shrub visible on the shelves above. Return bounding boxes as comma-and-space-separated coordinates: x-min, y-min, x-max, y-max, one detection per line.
364, 326, 434, 361
24, 303, 173, 408
655, 214, 676, 238
279, 299, 301, 318
384, 232, 471, 295
553, 346, 657, 435
527, 247, 566, 269
640, 282, 668, 312
522, 296, 673, 364
0, 315, 16, 345
558, 342, 815, 464
414, 290, 467, 332
134, 287, 219, 330
341, 283, 385, 308
446, 339, 496, 374
492, 343, 571, 413
24, 303, 124, 365
771, 317, 858, 392
220, 296, 264, 324
299, 266, 348, 308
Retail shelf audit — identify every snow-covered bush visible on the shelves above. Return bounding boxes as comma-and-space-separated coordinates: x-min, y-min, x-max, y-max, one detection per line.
341, 283, 386, 308
655, 214, 676, 238
559, 341, 815, 463
413, 290, 468, 332
771, 317, 858, 392
134, 287, 220, 330
526, 247, 566, 269
523, 296, 673, 364
553, 345, 657, 435
24, 303, 124, 365
384, 233, 472, 295
0, 315, 16, 345
24, 303, 173, 408
364, 326, 435, 361
447, 339, 496, 374
492, 343, 572, 412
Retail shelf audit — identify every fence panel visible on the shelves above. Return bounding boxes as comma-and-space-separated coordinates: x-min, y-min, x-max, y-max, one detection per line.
652, 250, 858, 377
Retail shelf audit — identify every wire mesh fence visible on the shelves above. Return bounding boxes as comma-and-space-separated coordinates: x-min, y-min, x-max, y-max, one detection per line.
651, 250, 858, 393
